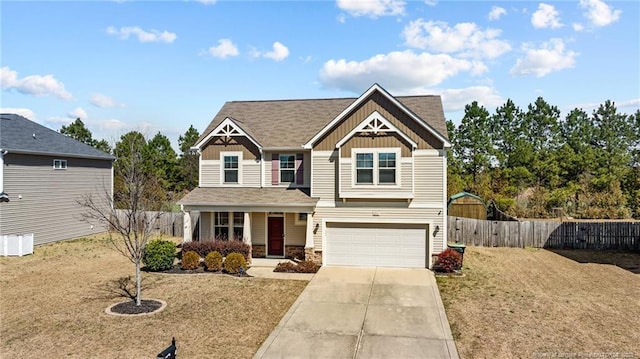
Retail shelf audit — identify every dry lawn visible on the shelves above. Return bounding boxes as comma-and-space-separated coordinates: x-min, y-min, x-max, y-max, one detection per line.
437, 247, 640, 359
0, 235, 307, 358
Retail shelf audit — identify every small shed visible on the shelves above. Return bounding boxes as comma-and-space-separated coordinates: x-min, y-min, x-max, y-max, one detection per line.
447, 192, 487, 220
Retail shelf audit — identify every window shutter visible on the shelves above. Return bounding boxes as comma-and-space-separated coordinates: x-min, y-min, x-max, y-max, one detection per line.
296, 153, 304, 185
271, 153, 279, 185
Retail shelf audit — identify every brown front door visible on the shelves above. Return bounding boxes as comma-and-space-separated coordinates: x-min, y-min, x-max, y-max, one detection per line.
268, 217, 284, 256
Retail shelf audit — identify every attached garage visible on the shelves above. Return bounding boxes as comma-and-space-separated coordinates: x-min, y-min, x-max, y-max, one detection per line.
324, 222, 429, 268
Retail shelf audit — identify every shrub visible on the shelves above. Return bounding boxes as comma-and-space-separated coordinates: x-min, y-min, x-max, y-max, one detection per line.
224, 252, 247, 274
436, 248, 463, 273
181, 240, 250, 261
274, 260, 320, 273
204, 251, 223, 272
181, 250, 200, 270
142, 240, 176, 271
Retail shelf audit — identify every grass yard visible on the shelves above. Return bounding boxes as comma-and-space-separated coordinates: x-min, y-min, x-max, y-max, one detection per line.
437, 247, 640, 359
0, 234, 307, 358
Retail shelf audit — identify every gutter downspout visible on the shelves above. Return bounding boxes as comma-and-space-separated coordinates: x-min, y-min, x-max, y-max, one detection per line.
0, 149, 7, 201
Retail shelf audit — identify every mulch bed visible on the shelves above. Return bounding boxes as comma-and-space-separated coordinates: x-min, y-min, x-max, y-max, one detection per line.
146, 264, 252, 277
110, 299, 163, 315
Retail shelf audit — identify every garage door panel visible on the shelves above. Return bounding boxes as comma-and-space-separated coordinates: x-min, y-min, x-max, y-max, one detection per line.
325, 223, 428, 268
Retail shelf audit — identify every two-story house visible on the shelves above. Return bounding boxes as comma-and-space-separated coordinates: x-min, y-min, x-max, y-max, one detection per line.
178, 84, 450, 268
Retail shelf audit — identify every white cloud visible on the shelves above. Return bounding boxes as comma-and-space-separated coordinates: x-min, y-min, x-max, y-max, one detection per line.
488, 6, 507, 21
336, 0, 405, 18
90, 93, 124, 108
531, 3, 563, 29
251, 42, 290, 61
434, 86, 504, 112
337, 13, 347, 23
569, 98, 640, 111
1, 66, 73, 100
264, 42, 290, 61
402, 20, 511, 59
510, 38, 577, 77
319, 50, 484, 93
579, 0, 621, 27
0, 107, 36, 120
206, 39, 239, 58
196, 0, 216, 5
67, 107, 87, 119
573, 23, 585, 32
106, 26, 177, 43
424, 0, 437, 6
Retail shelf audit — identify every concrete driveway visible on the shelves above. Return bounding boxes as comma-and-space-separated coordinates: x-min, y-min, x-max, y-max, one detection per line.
253, 266, 459, 359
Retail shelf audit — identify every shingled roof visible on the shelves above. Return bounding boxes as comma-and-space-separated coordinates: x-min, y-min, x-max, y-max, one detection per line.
0, 114, 114, 160
196, 88, 448, 149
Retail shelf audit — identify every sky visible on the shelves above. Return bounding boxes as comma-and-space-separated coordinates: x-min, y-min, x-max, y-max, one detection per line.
1, 0, 639, 150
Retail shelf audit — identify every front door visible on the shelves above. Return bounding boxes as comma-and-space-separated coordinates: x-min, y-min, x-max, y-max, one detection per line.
268, 217, 284, 256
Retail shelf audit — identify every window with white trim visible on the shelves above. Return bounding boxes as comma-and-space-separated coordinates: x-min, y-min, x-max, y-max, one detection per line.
223, 156, 239, 183
353, 149, 400, 186
53, 159, 67, 170
214, 212, 229, 239
279, 154, 295, 183
233, 212, 244, 240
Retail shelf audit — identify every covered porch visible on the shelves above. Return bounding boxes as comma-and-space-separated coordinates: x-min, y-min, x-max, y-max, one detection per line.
178, 187, 318, 260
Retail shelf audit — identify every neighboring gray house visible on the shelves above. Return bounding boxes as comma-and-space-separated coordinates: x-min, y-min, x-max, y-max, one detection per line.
179, 84, 451, 268
0, 114, 114, 245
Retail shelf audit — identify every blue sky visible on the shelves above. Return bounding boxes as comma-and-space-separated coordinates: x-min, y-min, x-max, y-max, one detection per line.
2, 0, 638, 150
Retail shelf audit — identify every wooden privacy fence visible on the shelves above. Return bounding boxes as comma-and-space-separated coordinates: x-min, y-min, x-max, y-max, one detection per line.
448, 216, 640, 250
114, 210, 184, 238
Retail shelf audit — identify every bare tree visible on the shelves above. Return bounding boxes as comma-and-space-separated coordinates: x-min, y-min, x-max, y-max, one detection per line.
78, 137, 164, 306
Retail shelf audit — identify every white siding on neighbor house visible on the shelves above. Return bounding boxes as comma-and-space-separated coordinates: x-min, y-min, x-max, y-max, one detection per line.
243, 161, 261, 187
200, 160, 220, 187
311, 151, 336, 201
251, 212, 266, 245
285, 212, 306, 246
413, 152, 444, 204
312, 206, 445, 260
339, 159, 413, 197
0, 153, 112, 246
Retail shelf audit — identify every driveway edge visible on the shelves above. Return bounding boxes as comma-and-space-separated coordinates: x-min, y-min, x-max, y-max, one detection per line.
428, 271, 461, 359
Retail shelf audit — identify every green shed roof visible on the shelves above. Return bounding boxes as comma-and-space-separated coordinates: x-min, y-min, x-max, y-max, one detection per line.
447, 192, 486, 207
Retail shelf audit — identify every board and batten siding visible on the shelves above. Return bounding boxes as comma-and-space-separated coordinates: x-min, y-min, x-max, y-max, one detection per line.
1, 153, 112, 245
312, 206, 445, 257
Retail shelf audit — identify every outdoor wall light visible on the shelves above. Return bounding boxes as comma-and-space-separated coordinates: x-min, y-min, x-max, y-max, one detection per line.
433, 225, 440, 237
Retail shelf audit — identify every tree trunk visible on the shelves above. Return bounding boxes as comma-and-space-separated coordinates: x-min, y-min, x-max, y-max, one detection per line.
135, 260, 141, 306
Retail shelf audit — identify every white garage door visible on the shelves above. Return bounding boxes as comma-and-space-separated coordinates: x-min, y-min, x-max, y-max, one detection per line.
325, 223, 428, 268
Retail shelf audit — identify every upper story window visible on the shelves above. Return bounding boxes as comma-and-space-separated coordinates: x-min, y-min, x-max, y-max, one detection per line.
354, 149, 399, 185
279, 154, 295, 183
223, 156, 239, 183
53, 159, 67, 170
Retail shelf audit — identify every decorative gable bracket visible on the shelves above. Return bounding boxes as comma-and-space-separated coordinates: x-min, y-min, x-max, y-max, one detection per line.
191, 117, 262, 153
335, 111, 418, 149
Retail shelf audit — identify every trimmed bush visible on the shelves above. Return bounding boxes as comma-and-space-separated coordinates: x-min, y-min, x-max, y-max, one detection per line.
142, 240, 176, 271
223, 252, 247, 274
436, 248, 463, 273
204, 251, 223, 272
181, 239, 250, 261
274, 260, 320, 273
181, 250, 200, 270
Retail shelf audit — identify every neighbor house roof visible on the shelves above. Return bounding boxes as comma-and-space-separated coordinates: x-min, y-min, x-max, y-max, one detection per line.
0, 114, 114, 160
196, 88, 449, 149
178, 187, 318, 208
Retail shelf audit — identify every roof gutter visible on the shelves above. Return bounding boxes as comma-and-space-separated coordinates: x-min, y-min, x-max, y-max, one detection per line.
1, 148, 115, 161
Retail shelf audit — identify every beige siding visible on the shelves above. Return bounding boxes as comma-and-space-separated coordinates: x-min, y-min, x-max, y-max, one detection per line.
285, 212, 306, 246
243, 162, 261, 187
200, 212, 213, 240
413, 153, 444, 203
200, 161, 220, 187
311, 151, 337, 201
341, 134, 412, 157
1, 153, 112, 246
339, 159, 413, 197
312, 206, 445, 257
251, 212, 266, 245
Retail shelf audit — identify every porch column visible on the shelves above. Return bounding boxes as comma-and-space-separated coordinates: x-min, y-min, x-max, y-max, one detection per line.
183, 210, 192, 243
305, 212, 315, 262
243, 212, 252, 245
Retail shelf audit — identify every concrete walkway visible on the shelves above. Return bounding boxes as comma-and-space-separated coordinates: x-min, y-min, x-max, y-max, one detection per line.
254, 266, 459, 359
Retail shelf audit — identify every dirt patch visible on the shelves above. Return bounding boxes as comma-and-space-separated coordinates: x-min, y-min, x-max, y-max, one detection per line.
0, 234, 307, 358
437, 247, 640, 358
